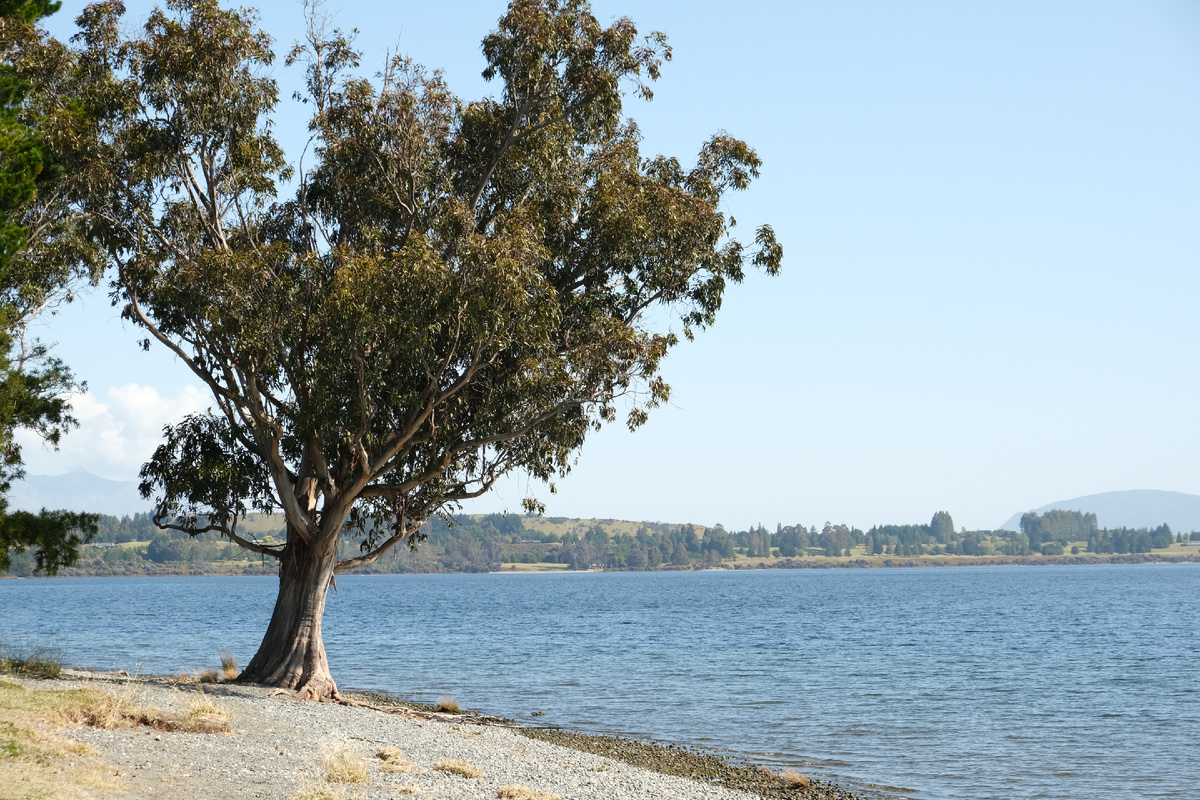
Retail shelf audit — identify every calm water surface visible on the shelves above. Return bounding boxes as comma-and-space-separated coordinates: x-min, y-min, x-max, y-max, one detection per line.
1, 564, 1196, 799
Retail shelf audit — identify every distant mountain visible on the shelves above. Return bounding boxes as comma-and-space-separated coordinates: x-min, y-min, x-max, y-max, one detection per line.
1000, 490, 1200, 533
7, 468, 149, 517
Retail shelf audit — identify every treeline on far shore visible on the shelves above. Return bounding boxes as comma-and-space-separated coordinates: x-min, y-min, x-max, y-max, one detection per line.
3, 508, 1197, 578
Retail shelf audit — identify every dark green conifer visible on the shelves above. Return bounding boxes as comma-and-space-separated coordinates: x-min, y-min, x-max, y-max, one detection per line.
0, 0, 99, 574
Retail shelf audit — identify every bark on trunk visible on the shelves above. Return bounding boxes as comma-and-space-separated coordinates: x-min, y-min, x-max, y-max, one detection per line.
241, 529, 340, 701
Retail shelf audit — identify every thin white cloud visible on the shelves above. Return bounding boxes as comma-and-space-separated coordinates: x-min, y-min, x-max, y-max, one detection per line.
15, 383, 212, 480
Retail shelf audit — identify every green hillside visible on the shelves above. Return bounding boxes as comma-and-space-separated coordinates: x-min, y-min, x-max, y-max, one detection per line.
3, 509, 1195, 577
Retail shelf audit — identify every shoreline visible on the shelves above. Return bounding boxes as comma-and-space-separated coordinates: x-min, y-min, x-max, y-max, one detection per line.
344, 687, 877, 800
3, 550, 1195, 580
4, 669, 879, 800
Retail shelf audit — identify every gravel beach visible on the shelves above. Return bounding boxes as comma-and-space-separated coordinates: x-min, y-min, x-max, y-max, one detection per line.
9, 671, 874, 800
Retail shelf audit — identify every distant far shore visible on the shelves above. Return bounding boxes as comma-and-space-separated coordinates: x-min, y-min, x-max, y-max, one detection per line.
4, 550, 1195, 579
8, 510, 1196, 579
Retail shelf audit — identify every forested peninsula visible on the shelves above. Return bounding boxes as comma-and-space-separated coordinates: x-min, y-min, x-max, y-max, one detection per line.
5, 509, 1196, 578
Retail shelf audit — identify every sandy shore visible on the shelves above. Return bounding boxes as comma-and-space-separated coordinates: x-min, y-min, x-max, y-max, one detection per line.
7, 671, 872, 800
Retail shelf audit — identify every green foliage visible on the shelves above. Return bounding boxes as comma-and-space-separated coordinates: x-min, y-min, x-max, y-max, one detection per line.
91, 512, 159, 543
1087, 524, 1173, 554
0, 0, 59, 271
144, 531, 242, 563
770, 525, 804, 557
0, 0, 103, 575
1020, 510, 1098, 548
0, 508, 96, 573
867, 523, 929, 549
929, 511, 954, 543
1017, 511, 1173, 555
701, 524, 733, 558
0, 0, 104, 321
41, 0, 778, 579
817, 522, 852, 557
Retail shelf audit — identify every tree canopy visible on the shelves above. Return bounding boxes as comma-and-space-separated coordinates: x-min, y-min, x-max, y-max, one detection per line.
30, 0, 780, 696
0, 0, 100, 574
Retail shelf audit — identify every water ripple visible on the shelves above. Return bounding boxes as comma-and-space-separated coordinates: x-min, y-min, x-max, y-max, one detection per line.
1, 563, 1197, 800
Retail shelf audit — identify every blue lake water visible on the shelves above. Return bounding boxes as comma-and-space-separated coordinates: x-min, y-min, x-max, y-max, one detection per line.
1, 564, 1196, 799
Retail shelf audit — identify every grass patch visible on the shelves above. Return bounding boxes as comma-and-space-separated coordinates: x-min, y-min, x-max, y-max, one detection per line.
375, 745, 405, 761
0, 637, 63, 679
375, 746, 421, 774
0, 733, 119, 799
394, 787, 421, 795
323, 745, 369, 784
0, 678, 143, 798
113, 687, 233, 735
496, 785, 564, 800
434, 758, 482, 779
292, 786, 342, 800
182, 692, 234, 733
434, 696, 459, 714
198, 668, 219, 684
0, 677, 232, 736
220, 649, 239, 681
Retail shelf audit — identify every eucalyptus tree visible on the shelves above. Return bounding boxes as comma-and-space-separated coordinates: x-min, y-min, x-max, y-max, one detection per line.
48, 0, 781, 699
0, 0, 101, 574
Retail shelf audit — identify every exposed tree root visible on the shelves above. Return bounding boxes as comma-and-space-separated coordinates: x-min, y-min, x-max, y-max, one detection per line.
292, 673, 339, 702
260, 678, 345, 703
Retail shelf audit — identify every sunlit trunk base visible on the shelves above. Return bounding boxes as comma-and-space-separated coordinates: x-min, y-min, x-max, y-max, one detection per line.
241, 534, 341, 701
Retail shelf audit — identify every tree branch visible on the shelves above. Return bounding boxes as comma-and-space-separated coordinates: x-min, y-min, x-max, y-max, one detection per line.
151, 518, 284, 558
334, 520, 422, 573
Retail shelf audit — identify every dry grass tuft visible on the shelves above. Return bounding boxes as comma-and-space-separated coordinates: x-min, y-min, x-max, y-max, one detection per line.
434, 758, 482, 779
380, 760, 421, 774
0, 679, 124, 797
73, 687, 137, 730
0, 674, 231, 800
0, 637, 63, 679
434, 696, 460, 714
375, 745, 405, 761
780, 769, 810, 789
183, 692, 234, 733
324, 745, 370, 784
219, 649, 239, 681
110, 688, 233, 735
375, 746, 421, 774
18, 672, 229, 736
198, 668, 220, 684
496, 785, 564, 800
173, 670, 196, 683
291, 785, 342, 800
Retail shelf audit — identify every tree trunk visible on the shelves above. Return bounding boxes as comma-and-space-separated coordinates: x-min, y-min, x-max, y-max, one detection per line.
241, 529, 341, 701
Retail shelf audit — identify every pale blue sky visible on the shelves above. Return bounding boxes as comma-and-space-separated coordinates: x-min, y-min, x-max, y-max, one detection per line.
26, 0, 1200, 531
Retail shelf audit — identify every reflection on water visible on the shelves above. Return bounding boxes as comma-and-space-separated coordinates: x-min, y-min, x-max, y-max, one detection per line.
2, 564, 1197, 800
